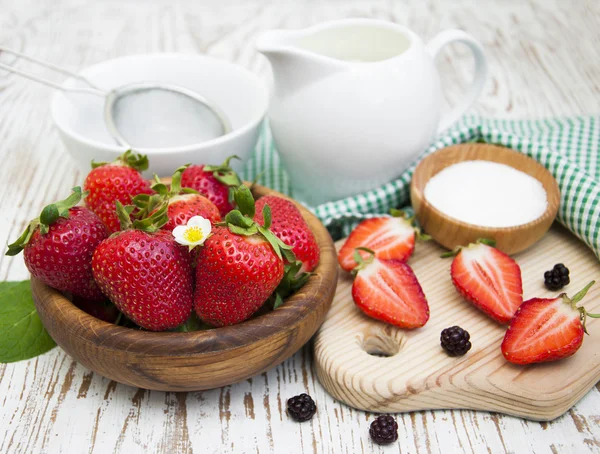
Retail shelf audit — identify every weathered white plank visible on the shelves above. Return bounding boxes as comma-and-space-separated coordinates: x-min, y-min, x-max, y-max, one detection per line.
1, 0, 599, 452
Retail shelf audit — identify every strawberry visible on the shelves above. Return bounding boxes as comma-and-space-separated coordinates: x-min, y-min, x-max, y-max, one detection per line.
254, 195, 319, 273
181, 155, 242, 217
136, 166, 221, 231
446, 240, 523, 324
351, 248, 429, 329
92, 203, 194, 331
501, 281, 599, 364
194, 186, 294, 327
84, 150, 153, 233
6, 187, 108, 301
337, 210, 426, 272
72, 296, 121, 324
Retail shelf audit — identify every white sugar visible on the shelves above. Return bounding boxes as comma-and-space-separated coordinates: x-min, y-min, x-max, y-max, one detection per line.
423, 160, 548, 228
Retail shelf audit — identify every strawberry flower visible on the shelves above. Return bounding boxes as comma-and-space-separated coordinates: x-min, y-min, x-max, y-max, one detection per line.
172, 216, 212, 250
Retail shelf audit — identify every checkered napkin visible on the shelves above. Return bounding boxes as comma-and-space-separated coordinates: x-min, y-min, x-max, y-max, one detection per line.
240, 115, 600, 258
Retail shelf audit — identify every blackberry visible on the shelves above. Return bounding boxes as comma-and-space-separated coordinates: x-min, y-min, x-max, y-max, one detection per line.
544, 263, 570, 291
369, 415, 398, 445
441, 326, 472, 356
287, 393, 316, 422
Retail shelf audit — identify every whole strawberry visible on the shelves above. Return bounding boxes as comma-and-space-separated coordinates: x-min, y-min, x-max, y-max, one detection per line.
6, 187, 108, 301
137, 165, 221, 231
84, 150, 153, 233
194, 186, 293, 327
254, 195, 319, 273
180, 155, 242, 217
502, 281, 599, 364
92, 203, 194, 331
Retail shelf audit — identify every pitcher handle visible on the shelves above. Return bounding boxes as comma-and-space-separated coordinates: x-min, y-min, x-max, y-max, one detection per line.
426, 30, 488, 135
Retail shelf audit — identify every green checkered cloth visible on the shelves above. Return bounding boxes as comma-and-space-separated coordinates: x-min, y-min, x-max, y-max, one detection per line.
241, 115, 600, 258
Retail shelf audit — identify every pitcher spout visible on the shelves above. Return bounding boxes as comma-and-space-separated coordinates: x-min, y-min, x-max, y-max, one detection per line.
256, 29, 345, 96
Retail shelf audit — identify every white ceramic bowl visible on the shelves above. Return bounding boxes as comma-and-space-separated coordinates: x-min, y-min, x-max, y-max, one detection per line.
51, 53, 268, 175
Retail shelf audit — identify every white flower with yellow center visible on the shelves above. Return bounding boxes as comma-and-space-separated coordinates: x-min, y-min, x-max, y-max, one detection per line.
172, 216, 212, 250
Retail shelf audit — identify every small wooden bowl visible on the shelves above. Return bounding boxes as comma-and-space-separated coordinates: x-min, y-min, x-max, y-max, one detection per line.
32, 184, 338, 391
410, 143, 560, 255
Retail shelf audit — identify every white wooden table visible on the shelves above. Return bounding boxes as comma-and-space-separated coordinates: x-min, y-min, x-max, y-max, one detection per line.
1, 0, 599, 452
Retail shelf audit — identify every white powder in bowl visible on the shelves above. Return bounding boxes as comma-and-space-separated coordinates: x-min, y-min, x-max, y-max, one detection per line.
423, 160, 548, 228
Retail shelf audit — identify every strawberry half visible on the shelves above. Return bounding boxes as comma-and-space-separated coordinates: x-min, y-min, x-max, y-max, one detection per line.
338, 210, 425, 272
501, 281, 599, 364
254, 195, 319, 273
84, 150, 153, 233
351, 248, 429, 329
447, 241, 523, 324
6, 187, 108, 301
180, 155, 242, 217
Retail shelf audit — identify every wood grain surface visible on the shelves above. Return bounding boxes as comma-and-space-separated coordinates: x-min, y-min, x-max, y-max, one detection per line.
1, 0, 600, 452
314, 225, 600, 421
411, 143, 560, 255
31, 184, 338, 391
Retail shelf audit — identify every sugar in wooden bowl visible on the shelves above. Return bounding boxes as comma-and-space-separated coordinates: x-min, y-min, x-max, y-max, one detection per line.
410, 143, 560, 255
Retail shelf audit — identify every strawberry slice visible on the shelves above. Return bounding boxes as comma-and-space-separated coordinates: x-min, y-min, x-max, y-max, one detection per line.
501, 281, 598, 364
448, 241, 522, 324
338, 212, 423, 272
352, 249, 429, 329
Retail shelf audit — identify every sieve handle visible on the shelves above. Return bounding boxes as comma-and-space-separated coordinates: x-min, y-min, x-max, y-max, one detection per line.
0, 46, 105, 96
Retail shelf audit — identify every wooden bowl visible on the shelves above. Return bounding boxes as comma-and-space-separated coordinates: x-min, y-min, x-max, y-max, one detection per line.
32, 184, 338, 391
410, 143, 560, 255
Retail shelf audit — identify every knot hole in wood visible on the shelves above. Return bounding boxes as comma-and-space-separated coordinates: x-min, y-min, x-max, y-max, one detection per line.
357, 325, 407, 358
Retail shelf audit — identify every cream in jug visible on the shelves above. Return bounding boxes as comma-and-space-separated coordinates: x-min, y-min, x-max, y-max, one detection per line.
257, 19, 487, 206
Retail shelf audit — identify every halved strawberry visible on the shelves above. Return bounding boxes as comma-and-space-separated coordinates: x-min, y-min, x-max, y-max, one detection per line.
501, 281, 598, 364
338, 210, 426, 272
448, 241, 522, 324
352, 249, 429, 329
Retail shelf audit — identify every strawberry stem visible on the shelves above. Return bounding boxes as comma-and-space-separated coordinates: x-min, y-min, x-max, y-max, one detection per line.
351, 247, 375, 274
91, 150, 149, 171
561, 281, 597, 334
440, 238, 497, 258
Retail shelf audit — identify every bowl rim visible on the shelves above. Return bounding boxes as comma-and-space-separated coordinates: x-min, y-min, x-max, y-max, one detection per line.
410, 143, 561, 234
32, 184, 338, 356
50, 52, 269, 155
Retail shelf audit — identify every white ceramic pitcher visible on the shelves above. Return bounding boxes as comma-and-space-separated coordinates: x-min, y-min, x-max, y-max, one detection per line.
256, 19, 487, 206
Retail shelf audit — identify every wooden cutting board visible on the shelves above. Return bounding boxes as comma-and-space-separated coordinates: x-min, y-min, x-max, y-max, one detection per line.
313, 224, 600, 421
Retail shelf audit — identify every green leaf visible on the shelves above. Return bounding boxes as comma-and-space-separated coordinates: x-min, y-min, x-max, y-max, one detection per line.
0, 281, 56, 363
228, 223, 258, 236
225, 210, 254, 229
257, 225, 283, 260
172, 313, 213, 332
262, 204, 272, 229
273, 293, 284, 310
234, 185, 256, 219
40, 204, 59, 226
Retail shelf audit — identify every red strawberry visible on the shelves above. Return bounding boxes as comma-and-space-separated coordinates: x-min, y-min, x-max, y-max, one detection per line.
194, 186, 291, 327
254, 195, 319, 273
92, 203, 194, 331
448, 241, 523, 324
6, 187, 108, 301
338, 211, 423, 272
84, 150, 153, 233
351, 248, 429, 329
501, 282, 599, 364
181, 155, 242, 217
165, 195, 221, 231
72, 296, 121, 324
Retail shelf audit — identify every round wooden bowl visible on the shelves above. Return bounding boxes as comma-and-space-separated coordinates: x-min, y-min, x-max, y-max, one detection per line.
31, 184, 338, 391
410, 143, 560, 255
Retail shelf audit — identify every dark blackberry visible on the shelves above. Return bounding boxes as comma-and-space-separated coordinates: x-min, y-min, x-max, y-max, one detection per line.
544, 263, 570, 291
287, 393, 316, 422
440, 326, 472, 356
369, 415, 398, 445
